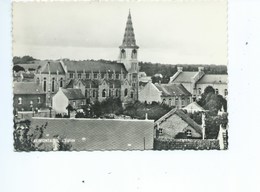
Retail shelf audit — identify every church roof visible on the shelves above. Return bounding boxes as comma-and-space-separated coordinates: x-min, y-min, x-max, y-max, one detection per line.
120, 11, 139, 49
80, 79, 100, 89
154, 83, 192, 97
171, 71, 198, 83
40, 61, 66, 75
62, 60, 127, 73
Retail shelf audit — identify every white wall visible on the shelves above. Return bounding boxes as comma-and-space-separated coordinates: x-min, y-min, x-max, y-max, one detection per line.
139, 82, 161, 104
52, 89, 69, 114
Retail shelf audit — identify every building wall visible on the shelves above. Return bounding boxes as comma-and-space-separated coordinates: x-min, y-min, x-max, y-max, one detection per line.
69, 99, 85, 109
161, 96, 191, 108
158, 114, 201, 139
52, 90, 69, 114
139, 82, 161, 104
14, 94, 46, 111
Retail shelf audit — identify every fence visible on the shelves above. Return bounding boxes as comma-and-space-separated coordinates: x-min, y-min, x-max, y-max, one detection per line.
153, 138, 221, 150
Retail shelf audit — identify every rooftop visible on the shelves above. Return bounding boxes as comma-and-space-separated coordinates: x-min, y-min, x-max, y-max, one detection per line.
154, 83, 192, 97
61, 88, 85, 100
13, 82, 45, 95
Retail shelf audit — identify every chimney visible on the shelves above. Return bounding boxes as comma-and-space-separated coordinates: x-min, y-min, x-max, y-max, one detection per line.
145, 113, 148, 120
198, 67, 204, 72
177, 67, 183, 72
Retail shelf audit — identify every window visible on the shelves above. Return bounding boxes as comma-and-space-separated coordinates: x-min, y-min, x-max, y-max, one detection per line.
51, 78, 55, 93
78, 73, 82, 79
37, 97, 41, 104
115, 73, 120, 79
159, 128, 163, 134
115, 89, 119, 97
73, 101, 76, 107
186, 130, 192, 138
60, 78, 63, 87
130, 92, 134, 98
93, 73, 98, 79
175, 98, 179, 107
101, 73, 105, 79
224, 89, 228, 96
121, 49, 126, 59
18, 97, 22, 105
131, 49, 137, 59
215, 89, 219, 95
198, 88, 202, 95
36, 77, 40, 84
162, 99, 166, 104
86, 73, 90, 79
124, 89, 128, 97
93, 90, 96, 98
181, 97, 185, 106
108, 73, 113, 79
109, 89, 112, 97
43, 78, 47, 92
168, 99, 172, 106
102, 89, 106, 97
69, 73, 74, 79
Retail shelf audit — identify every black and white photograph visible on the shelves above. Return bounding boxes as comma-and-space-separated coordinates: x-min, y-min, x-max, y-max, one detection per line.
12, 1, 228, 151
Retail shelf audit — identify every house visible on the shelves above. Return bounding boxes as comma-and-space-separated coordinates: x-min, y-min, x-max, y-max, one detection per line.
30, 118, 154, 151
182, 102, 205, 113
13, 82, 46, 111
139, 81, 192, 108
155, 109, 203, 139
169, 67, 228, 98
52, 88, 86, 114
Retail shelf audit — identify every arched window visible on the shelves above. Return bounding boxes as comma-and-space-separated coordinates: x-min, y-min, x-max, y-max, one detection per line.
60, 78, 63, 87
124, 89, 128, 97
18, 97, 22, 105
102, 89, 106, 97
121, 49, 126, 59
215, 89, 219, 95
51, 78, 55, 93
131, 49, 137, 59
109, 89, 112, 97
115, 89, 119, 97
175, 98, 179, 107
168, 99, 172, 106
130, 92, 134, 98
93, 90, 96, 98
37, 97, 41, 104
36, 77, 40, 84
43, 77, 47, 92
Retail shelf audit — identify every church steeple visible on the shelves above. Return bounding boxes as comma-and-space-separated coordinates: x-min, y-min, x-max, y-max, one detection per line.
120, 10, 139, 49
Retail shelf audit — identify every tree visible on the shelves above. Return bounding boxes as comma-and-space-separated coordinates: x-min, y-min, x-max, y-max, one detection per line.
13, 65, 25, 72
13, 56, 36, 64
66, 104, 74, 118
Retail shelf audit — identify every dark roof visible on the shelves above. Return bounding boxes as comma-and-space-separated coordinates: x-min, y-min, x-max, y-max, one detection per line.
40, 61, 65, 74
30, 118, 154, 151
80, 79, 99, 88
104, 79, 122, 88
155, 109, 202, 135
197, 74, 228, 84
63, 60, 127, 73
65, 79, 75, 88
154, 83, 191, 97
172, 72, 197, 83
13, 82, 45, 95
61, 88, 85, 100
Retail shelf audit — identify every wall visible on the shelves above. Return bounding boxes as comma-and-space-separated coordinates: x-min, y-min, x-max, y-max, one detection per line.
196, 83, 228, 97
52, 90, 69, 113
154, 138, 220, 150
139, 82, 161, 104
14, 94, 46, 111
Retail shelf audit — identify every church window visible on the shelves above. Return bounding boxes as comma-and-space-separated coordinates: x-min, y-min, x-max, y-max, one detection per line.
169, 99, 172, 106
175, 98, 179, 107
224, 89, 228, 96
115, 89, 119, 97
130, 92, 134, 98
69, 73, 74, 79
124, 89, 128, 97
115, 73, 120, 79
102, 89, 106, 97
93, 73, 98, 79
51, 78, 55, 93
121, 49, 126, 59
60, 78, 63, 87
43, 78, 47, 92
215, 89, 219, 95
18, 97, 22, 105
131, 49, 137, 59
78, 73, 82, 79
86, 73, 90, 79
109, 89, 112, 97
37, 97, 41, 104
108, 73, 112, 79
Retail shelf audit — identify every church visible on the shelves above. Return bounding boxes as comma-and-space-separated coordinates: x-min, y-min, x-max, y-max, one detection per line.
33, 11, 140, 109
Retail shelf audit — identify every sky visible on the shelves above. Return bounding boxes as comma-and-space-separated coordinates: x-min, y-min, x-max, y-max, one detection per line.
13, 1, 227, 65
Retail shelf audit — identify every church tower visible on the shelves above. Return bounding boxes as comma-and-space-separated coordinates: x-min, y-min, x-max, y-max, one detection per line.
118, 10, 139, 101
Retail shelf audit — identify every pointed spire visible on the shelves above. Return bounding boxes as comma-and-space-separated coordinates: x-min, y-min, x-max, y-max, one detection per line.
120, 10, 139, 49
